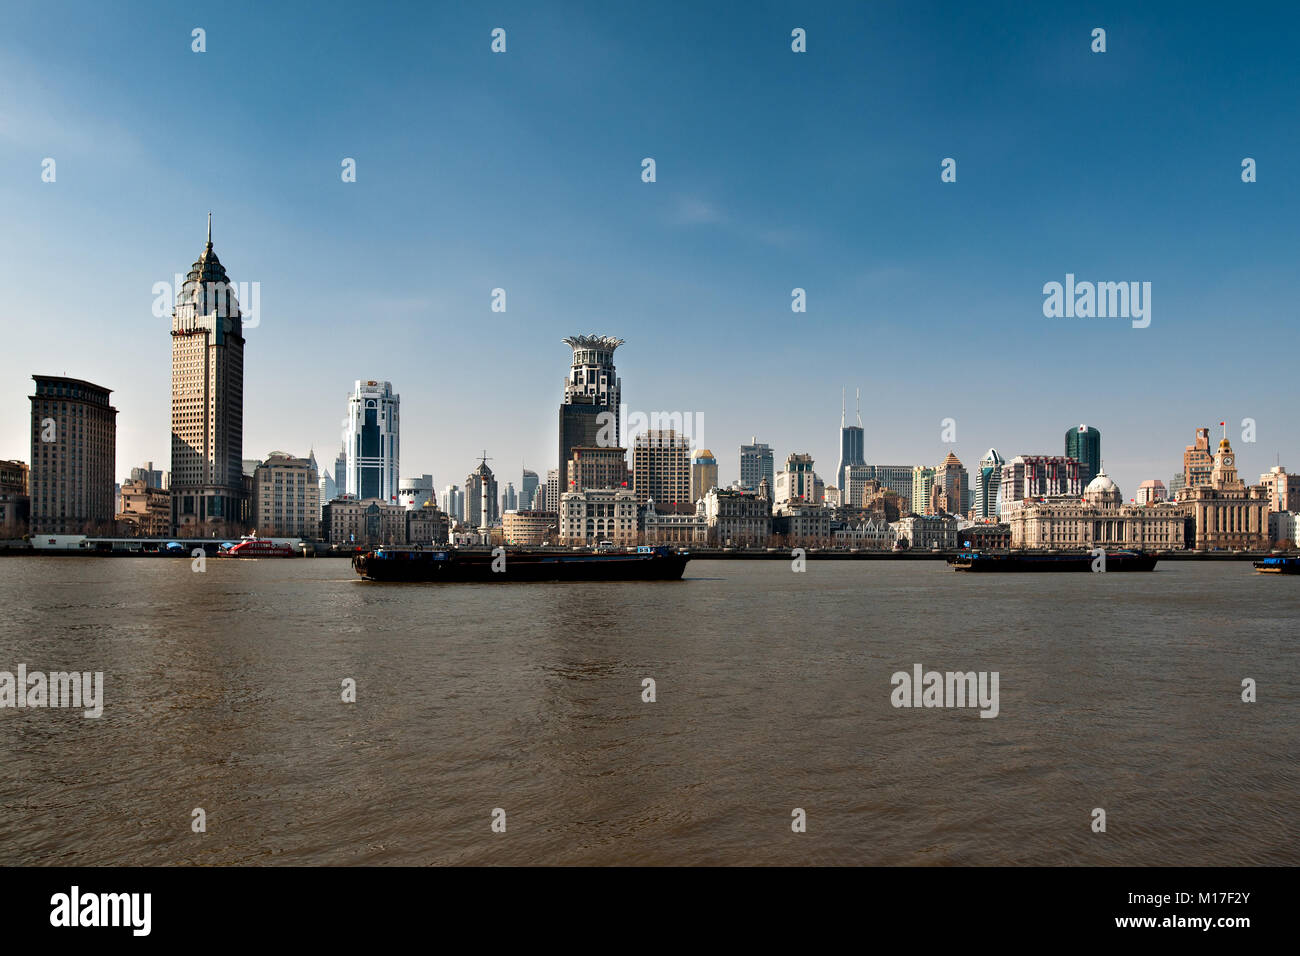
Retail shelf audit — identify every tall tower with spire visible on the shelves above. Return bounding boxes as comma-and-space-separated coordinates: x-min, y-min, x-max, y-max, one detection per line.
170, 215, 247, 536
835, 386, 865, 491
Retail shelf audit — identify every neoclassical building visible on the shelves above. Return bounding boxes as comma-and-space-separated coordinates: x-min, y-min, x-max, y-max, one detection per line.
1007, 469, 1186, 550
1176, 436, 1269, 550
559, 487, 638, 546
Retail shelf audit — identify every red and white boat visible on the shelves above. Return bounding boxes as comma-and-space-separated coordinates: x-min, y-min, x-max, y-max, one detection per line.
221, 534, 297, 558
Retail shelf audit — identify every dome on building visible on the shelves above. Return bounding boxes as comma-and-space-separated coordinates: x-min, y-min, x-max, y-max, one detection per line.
1083, 467, 1122, 505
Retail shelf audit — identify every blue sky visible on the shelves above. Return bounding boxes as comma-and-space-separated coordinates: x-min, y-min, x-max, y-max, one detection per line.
1, 0, 1297, 498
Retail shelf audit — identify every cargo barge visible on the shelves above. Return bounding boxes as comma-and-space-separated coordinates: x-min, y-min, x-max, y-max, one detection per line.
352, 545, 690, 582
1253, 556, 1300, 574
948, 550, 1158, 572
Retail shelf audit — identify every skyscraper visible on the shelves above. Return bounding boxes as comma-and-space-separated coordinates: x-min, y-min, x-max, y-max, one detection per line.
690, 449, 719, 503
911, 466, 935, 516
1065, 424, 1102, 484
521, 469, 539, 513
973, 449, 1005, 520
170, 216, 246, 537
933, 452, 969, 516
343, 380, 400, 502
558, 335, 623, 490
29, 375, 117, 534
836, 388, 865, 490
632, 431, 691, 512
740, 438, 775, 491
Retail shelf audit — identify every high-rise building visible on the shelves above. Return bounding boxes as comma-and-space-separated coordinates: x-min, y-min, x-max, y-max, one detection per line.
318, 469, 337, 519
842, 463, 872, 508
972, 449, 1005, 520
740, 438, 775, 492
690, 449, 719, 503
129, 461, 167, 490
632, 430, 691, 513
398, 474, 434, 510
775, 453, 817, 510
1259, 466, 1300, 512
29, 376, 118, 535
1183, 427, 1214, 489
558, 335, 623, 489
933, 452, 969, 516
863, 465, 914, 510
333, 446, 347, 497
252, 452, 320, 538
1065, 424, 1102, 484
521, 469, 539, 514
911, 466, 935, 516
441, 484, 463, 524
568, 446, 630, 493
343, 380, 400, 503
998, 456, 1082, 513
169, 216, 246, 537
836, 388, 865, 490
501, 482, 518, 513
545, 468, 560, 513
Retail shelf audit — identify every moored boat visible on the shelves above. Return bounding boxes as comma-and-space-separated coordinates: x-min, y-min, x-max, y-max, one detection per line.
1253, 556, 1300, 574
949, 550, 1158, 572
221, 534, 297, 558
353, 544, 689, 582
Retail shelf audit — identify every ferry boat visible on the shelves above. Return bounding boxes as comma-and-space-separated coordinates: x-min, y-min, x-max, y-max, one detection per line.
1253, 556, 1300, 574
353, 544, 689, 582
949, 550, 1158, 572
221, 534, 297, 558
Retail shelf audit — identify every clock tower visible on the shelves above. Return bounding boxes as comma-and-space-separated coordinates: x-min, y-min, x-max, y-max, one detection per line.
1211, 437, 1241, 490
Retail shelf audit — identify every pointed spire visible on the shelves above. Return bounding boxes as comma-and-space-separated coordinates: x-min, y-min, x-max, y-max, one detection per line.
855, 387, 861, 427
841, 387, 846, 427
206, 211, 212, 246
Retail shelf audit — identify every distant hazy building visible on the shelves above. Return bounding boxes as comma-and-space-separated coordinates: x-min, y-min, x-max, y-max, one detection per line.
1065, 424, 1102, 484
690, 449, 719, 504
501, 482, 518, 514
343, 380, 400, 503
30, 375, 117, 535
253, 452, 320, 539
739, 438, 775, 492
129, 461, 167, 491
775, 453, 817, 510
559, 487, 638, 546
836, 388, 866, 490
318, 469, 337, 519
842, 464, 872, 508
1135, 479, 1167, 506
632, 430, 691, 513
972, 449, 1005, 520
521, 469, 539, 514
911, 466, 935, 516
169, 218, 246, 538
441, 484, 463, 524
558, 335, 623, 488
1268, 512, 1300, 546
545, 468, 560, 514
406, 502, 450, 546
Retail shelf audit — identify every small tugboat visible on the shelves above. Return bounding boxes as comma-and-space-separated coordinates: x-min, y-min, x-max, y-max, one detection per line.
1253, 556, 1300, 574
353, 544, 689, 582
221, 533, 297, 558
949, 550, 1158, 572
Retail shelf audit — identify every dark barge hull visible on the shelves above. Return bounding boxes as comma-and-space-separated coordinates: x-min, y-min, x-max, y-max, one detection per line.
949, 551, 1158, 572
353, 547, 690, 582
1254, 557, 1300, 574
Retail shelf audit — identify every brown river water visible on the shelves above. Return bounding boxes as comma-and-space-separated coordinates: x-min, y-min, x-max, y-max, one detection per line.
1, 556, 1295, 865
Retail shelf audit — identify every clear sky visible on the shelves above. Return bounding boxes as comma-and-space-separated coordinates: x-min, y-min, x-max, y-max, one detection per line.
2, 0, 1297, 499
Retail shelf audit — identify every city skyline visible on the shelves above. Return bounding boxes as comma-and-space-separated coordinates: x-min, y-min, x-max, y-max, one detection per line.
2, 3, 1297, 500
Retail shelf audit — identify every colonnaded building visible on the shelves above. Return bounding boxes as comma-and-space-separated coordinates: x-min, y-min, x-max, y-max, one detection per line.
1007, 469, 1187, 550
1175, 434, 1269, 550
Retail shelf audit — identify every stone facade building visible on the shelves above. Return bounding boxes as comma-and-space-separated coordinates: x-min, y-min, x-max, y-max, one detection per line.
253, 452, 320, 539
643, 500, 708, 544
29, 376, 117, 535
1008, 470, 1187, 550
1177, 437, 1269, 550
893, 514, 959, 550
115, 479, 172, 537
559, 488, 638, 546
323, 498, 407, 548
702, 487, 772, 547
502, 510, 558, 546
